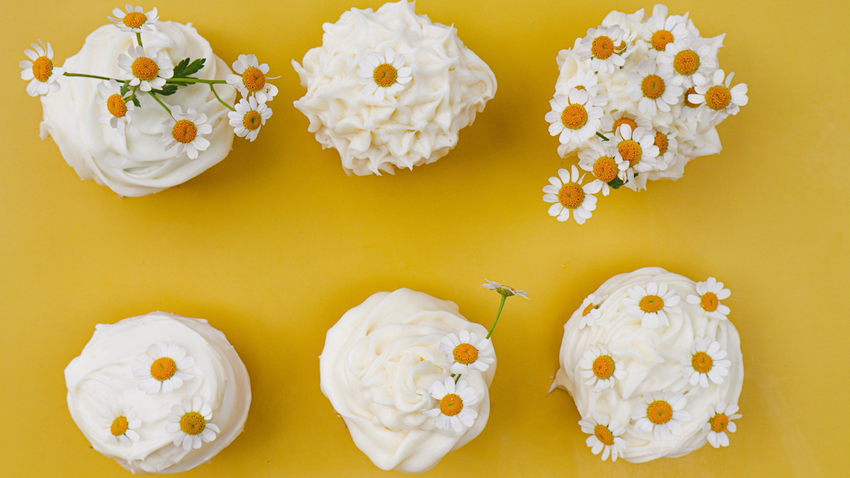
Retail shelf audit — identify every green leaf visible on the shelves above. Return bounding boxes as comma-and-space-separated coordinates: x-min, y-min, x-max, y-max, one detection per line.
119, 80, 130, 97
608, 177, 624, 190
172, 57, 206, 78
154, 85, 178, 96
132, 97, 141, 108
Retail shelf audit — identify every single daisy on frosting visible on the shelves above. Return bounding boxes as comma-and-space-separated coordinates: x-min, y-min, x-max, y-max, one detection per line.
657, 38, 717, 87
160, 105, 212, 160
623, 281, 680, 328
482, 280, 529, 300
106, 405, 141, 447
689, 69, 748, 122
228, 96, 272, 142
687, 277, 731, 320
424, 377, 479, 433
166, 397, 220, 450
542, 165, 598, 225
440, 330, 495, 375
356, 48, 412, 101
577, 25, 626, 74
117, 44, 173, 92
20, 40, 65, 97
641, 4, 693, 57
631, 391, 691, 441
579, 344, 626, 391
226, 54, 279, 103
96, 79, 134, 135
626, 59, 683, 116
108, 5, 158, 33
612, 124, 660, 190
704, 401, 741, 448
132, 342, 194, 395
578, 412, 626, 461
578, 140, 626, 196
545, 88, 605, 154
576, 293, 607, 328
683, 337, 731, 388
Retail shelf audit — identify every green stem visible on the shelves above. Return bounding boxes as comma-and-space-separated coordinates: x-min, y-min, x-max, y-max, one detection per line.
486, 295, 507, 339
64, 72, 113, 81
136, 33, 143, 48
209, 84, 235, 112
596, 132, 610, 141
147, 91, 173, 118
166, 78, 227, 85
454, 374, 461, 384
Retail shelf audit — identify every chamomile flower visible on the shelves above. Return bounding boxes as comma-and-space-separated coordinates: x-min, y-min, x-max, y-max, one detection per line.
657, 38, 717, 87
542, 165, 598, 225
679, 85, 702, 122
577, 26, 626, 74
96, 79, 134, 135
622, 281, 680, 328
578, 140, 626, 196
440, 330, 495, 375
117, 44, 173, 92
160, 105, 212, 160
424, 377, 479, 433
108, 5, 158, 33
576, 294, 607, 328
683, 337, 731, 388
687, 277, 731, 320
578, 412, 626, 461
132, 342, 194, 395
704, 401, 741, 448
651, 129, 679, 172
20, 40, 65, 97
356, 48, 412, 101
563, 69, 601, 98
166, 397, 220, 450
613, 124, 660, 190
228, 96, 272, 142
631, 391, 691, 441
226, 54, 278, 103
689, 69, 748, 121
482, 280, 529, 300
626, 59, 682, 116
600, 111, 652, 137
106, 406, 141, 447
641, 5, 693, 57
579, 344, 626, 391
546, 88, 605, 155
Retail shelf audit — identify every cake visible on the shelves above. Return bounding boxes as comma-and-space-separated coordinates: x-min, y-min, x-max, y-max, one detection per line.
550, 267, 743, 462
64, 312, 251, 473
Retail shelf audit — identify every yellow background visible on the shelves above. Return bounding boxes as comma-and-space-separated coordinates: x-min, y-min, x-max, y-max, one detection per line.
1, 0, 847, 476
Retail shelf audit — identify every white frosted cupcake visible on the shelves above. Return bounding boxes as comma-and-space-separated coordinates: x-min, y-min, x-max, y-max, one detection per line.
65, 312, 251, 473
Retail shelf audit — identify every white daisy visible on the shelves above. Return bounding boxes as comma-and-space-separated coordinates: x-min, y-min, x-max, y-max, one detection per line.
563, 69, 601, 98
650, 129, 679, 172
226, 54, 279, 103
20, 40, 65, 97
117, 44, 173, 92
704, 401, 741, 448
579, 344, 626, 391
96, 79, 134, 135
686, 277, 731, 320
578, 140, 626, 196
106, 405, 141, 447
424, 377, 479, 433
166, 397, 221, 450
657, 38, 717, 88
108, 4, 158, 33
228, 96, 272, 142
682, 337, 731, 388
631, 391, 691, 441
626, 59, 683, 116
600, 111, 652, 136
482, 280, 529, 299
622, 281, 680, 328
576, 25, 626, 74
641, 5, 693, 57
679, 85, 702, 122
576, 293, 607, 328
545, 88, 605, 155
689, 69, 748, 122
160, 105, 213, 160
356, 48, 412, 101
612, 124, 660, 190
440, 330, 495, 375
543, 165, 598, 225
132, 342, 194, 395
578, 412, 626, 461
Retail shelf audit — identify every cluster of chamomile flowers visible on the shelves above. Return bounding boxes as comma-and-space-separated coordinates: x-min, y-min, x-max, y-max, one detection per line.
19, 5, 277, 160
574, 277, 740, 461
543, 5, 749, 225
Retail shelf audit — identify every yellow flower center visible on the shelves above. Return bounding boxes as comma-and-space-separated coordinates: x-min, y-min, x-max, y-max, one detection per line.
612, 117, 637, 135
131, 57, 159, 81
372, 64, 398, 88
673, 50, 700, 76
582, 302, 596, 316
561, 104, 588, 130
242, 67, 266, 92
453, 343, 479, 365
591, 36, 615, 60
647, 400, 673, 425
180, 411, 206, 436
123, 12, 147, 29
439, 393, 463, 417
691, 351, 714, 373
574, 85, 586, 91
641, 74, 666, 99
617, 140, 642, 167
638, 295, 664, 313
592, 355, 615, 380
654, 132, 668, 155
150, 357, 177, 381
243, 110, 262, 131
558, 183, 585, 209
705, 85, 732, 111
172, 120, 197, 144
684, 86, 699, 108
709, 413, 729, 433
700, 292, 719, 311
107, 94, 128, 118
651, 30, 674, 51
110, 416, 129, 436
594, 424, 615, 446
593, 156, 619, 182
32, 56, 53, 82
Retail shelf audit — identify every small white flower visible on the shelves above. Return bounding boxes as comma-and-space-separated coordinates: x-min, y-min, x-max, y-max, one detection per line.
641, 5, 693, 57
545, 88, 605, 155
160, 105, 213, 160
108, 4, 158, 33
542, 165, 598, 225
651, 129, 679, 172
106, 405, 141, 447
226, 54, 278, 103
117, 44, 173, 92
600, 111, 653, 136
703, 401, 741, 448
578, 412, 626, 461
682, 337, 731, 388
612, 124, 660, 190
228, 96, 272, 142
689, 69, 748, 122
679, 85, 702, 122
578, 140, 626, 196
482, 280, 529, 299
626, 59, 683, 116
424, 377, 479, 433
563, 70, 601, 98
579, 344, 626, 391
166, 397, 221, 450
356, 48, 412, 101
576, 25, 626, 74
622, 281, 681, 328
687, 277, 732, 320
132, 342, 194, 395
657, 38, 717, 88
20, 40, 65, 97
576, 293, 607, 328
440, 330, 495, 375
631, 391, 691, 441
96, 79, 134, 135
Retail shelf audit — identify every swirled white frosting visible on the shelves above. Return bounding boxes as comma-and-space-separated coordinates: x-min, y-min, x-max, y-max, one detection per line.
551, 267, 743, 463
292, 1, 497, 176
40, 22, 236, 197
65, 312, 251, 474
319, 289, 495, 473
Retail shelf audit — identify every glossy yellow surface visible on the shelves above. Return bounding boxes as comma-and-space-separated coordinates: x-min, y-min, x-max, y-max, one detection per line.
1, 0, 847, 476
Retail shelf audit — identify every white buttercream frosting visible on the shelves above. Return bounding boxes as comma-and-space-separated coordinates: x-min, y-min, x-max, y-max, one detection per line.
65, 312, 251, 474
551, 267, 743, 463
319, 289, 496, 473
40, 22, 236, 197
292, 1, 497, 176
